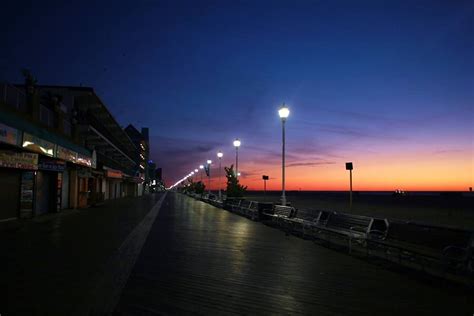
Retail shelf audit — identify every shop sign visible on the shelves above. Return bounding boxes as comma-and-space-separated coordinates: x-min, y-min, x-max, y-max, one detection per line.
20, 171, 35, 218
91, 150, 97, 169
0, 150, 38, 170
22, 133, 55, 157
77, 153, 92, 167
56, 173, 62, 211
0, 122, 21, 146
57, 145, 77, 163
106, 169, 123, 179
38, 157, 66, 172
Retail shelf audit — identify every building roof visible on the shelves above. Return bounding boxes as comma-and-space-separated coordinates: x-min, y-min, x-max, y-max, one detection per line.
31, 85, 138, 157
124, 124, 144, 142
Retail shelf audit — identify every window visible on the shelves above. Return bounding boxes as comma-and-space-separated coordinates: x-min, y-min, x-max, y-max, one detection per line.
63, 119, 72, 136
40, 104, 56, 127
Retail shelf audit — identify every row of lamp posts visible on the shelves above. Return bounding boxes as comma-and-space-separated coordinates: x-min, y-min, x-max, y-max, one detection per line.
186, 104, 291, 205
176, 104, 354, 210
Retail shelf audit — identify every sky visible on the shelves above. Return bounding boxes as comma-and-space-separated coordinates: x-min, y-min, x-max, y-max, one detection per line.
1, 0, 473, 191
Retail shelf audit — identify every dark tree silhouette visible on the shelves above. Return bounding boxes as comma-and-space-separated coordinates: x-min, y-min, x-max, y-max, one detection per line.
225, 164, 247, 197
182, 178, 205, 195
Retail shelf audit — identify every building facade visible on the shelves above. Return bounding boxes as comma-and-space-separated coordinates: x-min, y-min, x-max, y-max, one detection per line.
124, 124, 149, 196
0, 78, 148, 223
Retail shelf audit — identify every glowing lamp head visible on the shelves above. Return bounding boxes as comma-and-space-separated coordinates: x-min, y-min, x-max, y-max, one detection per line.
233, 139, 241, 147
217, 151, 223, 158
237, 172, 241, 176
191, 172, 194, 175
207, 159, 212, 164
199, 165, 204, 169
194, 169, 198, 173
278, 104, 290, 120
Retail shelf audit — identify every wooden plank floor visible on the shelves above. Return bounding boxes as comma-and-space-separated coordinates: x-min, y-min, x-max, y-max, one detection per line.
115, 193, 473, 315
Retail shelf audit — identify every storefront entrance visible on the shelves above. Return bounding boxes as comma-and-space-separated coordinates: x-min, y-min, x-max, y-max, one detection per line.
0, 168, 21, 221
35, 171, 57, 215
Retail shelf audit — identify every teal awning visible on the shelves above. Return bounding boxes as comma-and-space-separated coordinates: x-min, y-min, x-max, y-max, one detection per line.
0, 109, 91, 157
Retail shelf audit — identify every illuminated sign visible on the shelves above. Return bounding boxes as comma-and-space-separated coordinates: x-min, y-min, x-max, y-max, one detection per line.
106, 169, 123, 179
77, 153, 92, 167
22, 133, 55, 157
38, 157, 66, 172
0, 151, 38, 170
57, 145, 77, 163
0, 123, 21, 146
91, 150, 97, 169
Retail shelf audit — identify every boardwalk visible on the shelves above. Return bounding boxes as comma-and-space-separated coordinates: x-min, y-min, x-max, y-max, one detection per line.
115, 193, 473, 315
0, 193, 164, 315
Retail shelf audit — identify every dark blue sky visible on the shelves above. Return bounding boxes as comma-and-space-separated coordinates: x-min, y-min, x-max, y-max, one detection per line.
1, 0, 472, 188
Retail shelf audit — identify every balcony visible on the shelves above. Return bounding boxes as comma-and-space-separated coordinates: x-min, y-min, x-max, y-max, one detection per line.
0, 83, 27, 112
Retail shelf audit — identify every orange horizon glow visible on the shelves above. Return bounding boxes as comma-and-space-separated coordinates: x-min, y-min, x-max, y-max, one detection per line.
196, 147, 473, 192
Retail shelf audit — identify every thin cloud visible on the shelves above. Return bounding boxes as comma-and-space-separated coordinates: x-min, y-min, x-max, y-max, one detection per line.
286, 161, 336, 168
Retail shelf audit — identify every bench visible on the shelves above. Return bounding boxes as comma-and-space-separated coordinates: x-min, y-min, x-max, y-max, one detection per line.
310, 212, 377, 252
264, 205, 299, 230
289, 210, 328, 237
369, 221, 474, 271
238, 200, 259, 220
274, 205, 297, 218
237, 200, 252, 215
224, 198, 241, 211
206, 194, 223, 207
325, 212, 374, 235
246, 202, 260, 220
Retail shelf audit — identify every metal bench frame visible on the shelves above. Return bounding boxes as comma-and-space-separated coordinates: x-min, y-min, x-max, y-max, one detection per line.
367, 221, 474, 272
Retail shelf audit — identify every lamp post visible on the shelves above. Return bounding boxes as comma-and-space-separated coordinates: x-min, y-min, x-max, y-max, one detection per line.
278, 104, 290, 206
199, 165, 204, 183
217, 151, 223, 200
233, 138, 241, 177
345, 162, 353, 210
262, 175, 269, 196
207, 159, 212, 195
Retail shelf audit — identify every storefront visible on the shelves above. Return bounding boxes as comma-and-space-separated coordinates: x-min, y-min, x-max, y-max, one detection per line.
35, 157, 65, 215
0, 150, 38, 220
88, 169, 105, 206
105, 168, 123, 200
56, 146, 93, 209
122, 175, 139, 197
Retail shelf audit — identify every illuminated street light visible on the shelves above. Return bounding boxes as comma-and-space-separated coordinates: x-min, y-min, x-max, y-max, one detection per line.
194, 169, 198, 173
199, 164, 204, 182
278, 103, 290, 206
217, 151, 223, 200
207, 160, 212, 194
233, 138, 241, 177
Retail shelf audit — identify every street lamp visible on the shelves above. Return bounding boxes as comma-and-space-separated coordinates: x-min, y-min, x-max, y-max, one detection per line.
262, 175, 269, 196
207, 160, 212, 195
217, 151, 223, 200
199, 165, 204, 183
346, 162, 353, 210
278, 104, 290, 206
233, 138, 241, 177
